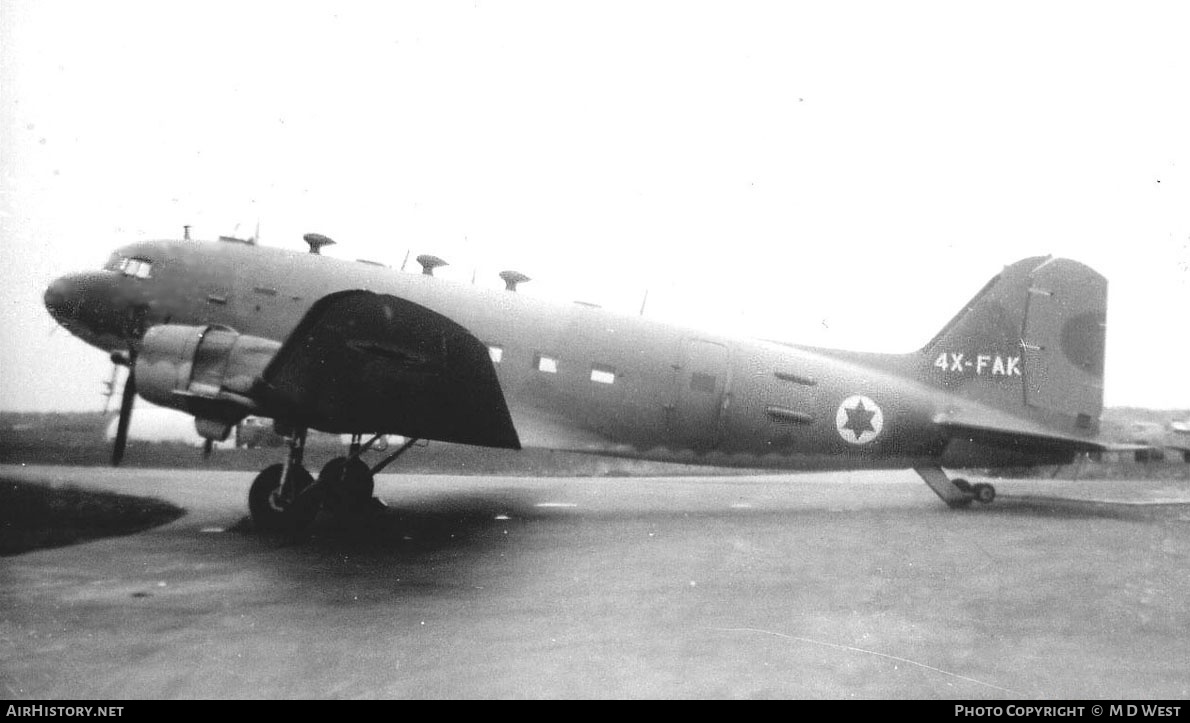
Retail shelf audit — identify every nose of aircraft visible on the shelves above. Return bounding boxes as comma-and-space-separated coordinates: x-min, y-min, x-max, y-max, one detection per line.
44, 275, 79, 321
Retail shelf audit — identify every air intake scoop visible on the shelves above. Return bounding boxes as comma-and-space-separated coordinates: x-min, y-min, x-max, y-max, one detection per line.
499, 270, 531, 291
303, 233, 336, 255
417, 255, 449, 276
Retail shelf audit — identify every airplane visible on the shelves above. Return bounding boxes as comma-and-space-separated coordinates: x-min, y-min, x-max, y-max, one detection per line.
43, 231, 1119, 534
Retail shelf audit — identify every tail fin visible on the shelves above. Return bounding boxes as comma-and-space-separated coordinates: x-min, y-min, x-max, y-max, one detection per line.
918, 256, 1107, 435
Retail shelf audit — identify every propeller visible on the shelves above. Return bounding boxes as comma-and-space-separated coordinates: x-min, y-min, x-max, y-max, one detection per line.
112, 306, 149, 466
111, 349, 137, 467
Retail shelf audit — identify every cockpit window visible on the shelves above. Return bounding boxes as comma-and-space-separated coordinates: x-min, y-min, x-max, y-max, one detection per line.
129, 259, 152, 278
107, 256, 153, 279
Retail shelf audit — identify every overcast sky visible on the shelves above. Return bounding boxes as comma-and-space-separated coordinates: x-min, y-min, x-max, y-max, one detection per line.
2, 1, 1188, 412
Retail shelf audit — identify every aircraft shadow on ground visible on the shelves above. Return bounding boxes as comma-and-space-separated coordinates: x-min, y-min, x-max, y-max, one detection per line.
987, 493, 1190, 522
217, 487, 1190, 568
226, 488, 846, 558
229, 489, 562, 556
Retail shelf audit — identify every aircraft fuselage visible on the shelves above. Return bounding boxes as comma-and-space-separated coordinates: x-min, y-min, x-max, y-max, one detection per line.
44, 238, 1078, 472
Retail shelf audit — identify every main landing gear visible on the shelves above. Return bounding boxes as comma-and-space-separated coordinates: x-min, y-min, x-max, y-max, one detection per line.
914, 467, 996, 509
248, 428, 422, 535
248, 429, 319, 535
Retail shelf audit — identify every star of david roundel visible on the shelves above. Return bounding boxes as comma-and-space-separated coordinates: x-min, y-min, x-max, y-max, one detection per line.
835, 395, 884, 445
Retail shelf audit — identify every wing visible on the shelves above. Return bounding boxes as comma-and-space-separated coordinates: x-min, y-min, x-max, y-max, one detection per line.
258, 290, 520, 449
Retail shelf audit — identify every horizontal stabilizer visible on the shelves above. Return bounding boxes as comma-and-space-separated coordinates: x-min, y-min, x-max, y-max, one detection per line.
933, 406, 1116, 454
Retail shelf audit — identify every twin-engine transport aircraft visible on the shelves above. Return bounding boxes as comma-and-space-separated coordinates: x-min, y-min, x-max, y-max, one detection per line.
44, 233, 1117, 532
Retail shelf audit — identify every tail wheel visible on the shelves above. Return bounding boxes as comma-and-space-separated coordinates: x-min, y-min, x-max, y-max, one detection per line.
249, 463, 318, 534
318, 457, 376, 513
973, 482, 996, 504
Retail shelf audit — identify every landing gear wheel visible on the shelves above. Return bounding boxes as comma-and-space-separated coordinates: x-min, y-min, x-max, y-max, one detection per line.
318, 457, 376, 514
249, 463, 318, 534
952, 478, 973, 494
973, 482, 996, 504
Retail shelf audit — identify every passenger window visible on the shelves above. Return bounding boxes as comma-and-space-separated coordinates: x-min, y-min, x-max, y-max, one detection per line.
590, 365, 616, 385
488, 345, 504, 363
535, 354, 558, 374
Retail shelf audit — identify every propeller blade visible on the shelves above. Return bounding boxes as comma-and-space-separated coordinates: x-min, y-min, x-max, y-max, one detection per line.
112, 354, 137, 466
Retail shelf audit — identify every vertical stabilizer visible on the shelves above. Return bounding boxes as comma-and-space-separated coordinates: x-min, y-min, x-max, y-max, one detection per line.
918, 256, 1106, 435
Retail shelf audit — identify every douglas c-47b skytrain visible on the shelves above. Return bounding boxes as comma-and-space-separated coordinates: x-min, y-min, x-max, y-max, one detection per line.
44, 231, 1121, 533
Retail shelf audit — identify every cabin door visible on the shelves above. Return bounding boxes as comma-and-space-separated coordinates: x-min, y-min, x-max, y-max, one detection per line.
669, 338, 730, 451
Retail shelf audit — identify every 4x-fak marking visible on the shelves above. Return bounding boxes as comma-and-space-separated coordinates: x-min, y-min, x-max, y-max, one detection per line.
934, 352, 1021, 377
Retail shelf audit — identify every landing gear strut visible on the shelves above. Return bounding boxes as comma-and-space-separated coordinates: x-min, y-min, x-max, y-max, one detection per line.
249, 428, 319, 534
914, 467, 996, 508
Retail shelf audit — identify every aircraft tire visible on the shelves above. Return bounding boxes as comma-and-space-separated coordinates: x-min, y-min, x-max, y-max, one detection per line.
318, 457, 376, 513
952, 478, 973, 494
249, 463, 318, 535
973, 483, 996, 504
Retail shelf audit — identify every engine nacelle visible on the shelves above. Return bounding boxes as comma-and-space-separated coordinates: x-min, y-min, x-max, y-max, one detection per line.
136, 324, 281, 421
